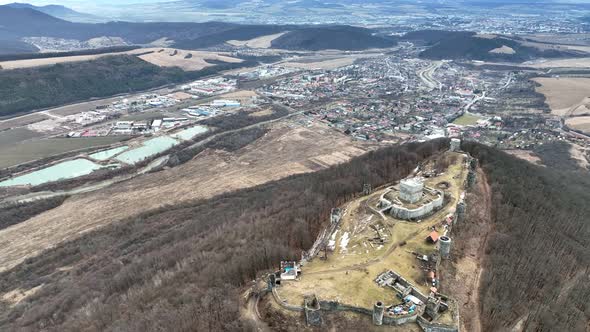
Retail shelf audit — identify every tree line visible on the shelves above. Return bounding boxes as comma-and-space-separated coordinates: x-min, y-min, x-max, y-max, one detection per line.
463, 141, 590, 332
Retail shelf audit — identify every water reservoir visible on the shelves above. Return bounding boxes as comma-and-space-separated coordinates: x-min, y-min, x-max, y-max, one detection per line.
172, 125, 209, 141
89, 146, 129, 161
0, 159, 103, 187
115, 136, 179, 165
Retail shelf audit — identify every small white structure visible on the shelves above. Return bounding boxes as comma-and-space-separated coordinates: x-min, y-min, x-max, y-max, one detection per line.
212, 99, 241, 107
400, 178, 424, 204
279, 261, 301, 281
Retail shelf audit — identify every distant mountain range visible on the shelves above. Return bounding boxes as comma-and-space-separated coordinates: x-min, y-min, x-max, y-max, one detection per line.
4, 2, 106, 23
0, 5, 396, 54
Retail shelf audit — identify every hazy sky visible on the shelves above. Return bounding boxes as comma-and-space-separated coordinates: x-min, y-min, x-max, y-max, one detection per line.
2, 0, 590, 15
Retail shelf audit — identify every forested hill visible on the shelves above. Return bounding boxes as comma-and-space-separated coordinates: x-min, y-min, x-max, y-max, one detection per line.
0, 139, 448, 331
0, 55, 252, 118
403, 30, 587, 62
0, 6, 395, 53
463, 142, 590, 331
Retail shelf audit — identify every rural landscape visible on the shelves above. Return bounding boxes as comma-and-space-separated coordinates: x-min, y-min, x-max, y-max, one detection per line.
0, 0, 589, 331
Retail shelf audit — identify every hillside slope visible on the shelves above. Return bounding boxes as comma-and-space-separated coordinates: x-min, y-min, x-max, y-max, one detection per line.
0, 139, 447, 331
270, 26, 397, 51
404, 30, 587, 62
0, 6, 394, 53
463, 142, 590, 331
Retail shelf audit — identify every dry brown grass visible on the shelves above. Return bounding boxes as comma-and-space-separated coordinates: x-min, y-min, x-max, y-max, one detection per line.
138, 48, 242, 71
529, 57, 590, 68
0, 120, 373, 273
566, 116, 590, 134
532, 77, 590, 116
0, 48, 242, 71
504, 149, 543, 166
0, 114, 48, 131
227, 32, 288, 49
489, 45, 515, 54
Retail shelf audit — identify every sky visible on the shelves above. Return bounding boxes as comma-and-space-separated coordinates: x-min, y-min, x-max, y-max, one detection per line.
2, 0, 590, 17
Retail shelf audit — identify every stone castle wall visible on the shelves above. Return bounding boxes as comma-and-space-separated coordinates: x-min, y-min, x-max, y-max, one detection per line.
390, 189, 444, 220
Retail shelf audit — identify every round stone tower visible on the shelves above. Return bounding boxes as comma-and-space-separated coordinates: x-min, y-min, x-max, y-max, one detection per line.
439, 236, 452, 259
373, 301, 384, 325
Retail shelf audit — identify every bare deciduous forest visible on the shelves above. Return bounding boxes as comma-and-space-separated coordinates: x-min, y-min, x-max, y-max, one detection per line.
0, 139, 447, 331
463, 142, 590, 332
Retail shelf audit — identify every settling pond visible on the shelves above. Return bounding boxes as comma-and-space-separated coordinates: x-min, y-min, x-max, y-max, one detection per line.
0, 159, 104, 187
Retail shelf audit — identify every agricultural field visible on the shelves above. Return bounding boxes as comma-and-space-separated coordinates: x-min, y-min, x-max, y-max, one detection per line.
532, 77, 590, 116
0, 48, 146, 70
0, 113, 48, 131
227, 32, 288, 48
282, 53, 381, 70
453, 113, 483, 126
0, 119, 374, 273
138, 48, 242, 71
0, 136, 128, 169
566, 116, 590, 135
529, 57, 590, 68
0, 128, 42, 149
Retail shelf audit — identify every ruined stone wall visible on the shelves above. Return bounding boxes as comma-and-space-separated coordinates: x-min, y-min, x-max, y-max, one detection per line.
390, 191, 444, 220
417, 316, 459, 332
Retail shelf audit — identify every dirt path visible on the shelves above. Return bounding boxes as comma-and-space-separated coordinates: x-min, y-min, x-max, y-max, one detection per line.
242, 292, 271, 332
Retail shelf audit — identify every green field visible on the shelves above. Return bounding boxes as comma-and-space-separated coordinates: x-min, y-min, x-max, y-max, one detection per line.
0, 136, 128, 169
453, 113, 483, 126
0, 128, 43, 149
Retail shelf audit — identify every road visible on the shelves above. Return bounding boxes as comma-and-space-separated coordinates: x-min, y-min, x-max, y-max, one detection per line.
417, 61, 443, 91
463, 91, 486, 114
242, 292, 271, 332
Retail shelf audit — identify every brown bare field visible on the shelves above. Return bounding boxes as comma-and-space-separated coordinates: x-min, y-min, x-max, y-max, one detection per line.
249, 109, 274, 117
0, 48, 241, 71
169, 91, 194, 100
566, 116, 590, 134
282, 57, 356, 70
227, 32, 288, 48
569, 143, 589, 170
0, 120, 374, 273
0, 113, 49, 131
529, 57, 590, 68
0, 48, 147, 70
532, 77, 590, 116
489, 45, 515, 54
504, 149, 543, 166
138, 48, 242, 71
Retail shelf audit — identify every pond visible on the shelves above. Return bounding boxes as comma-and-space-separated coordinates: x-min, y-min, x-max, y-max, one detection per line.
0, 158, 103, 187
114, 136, 180, 165
172, 125, 209, 141
89, 146, 129, 161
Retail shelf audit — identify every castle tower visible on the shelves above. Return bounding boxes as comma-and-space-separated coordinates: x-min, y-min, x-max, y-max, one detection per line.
399, 178, 424, 204
373, 301, 384, 325
439, 236, 452, 259
450, 138, 461, 152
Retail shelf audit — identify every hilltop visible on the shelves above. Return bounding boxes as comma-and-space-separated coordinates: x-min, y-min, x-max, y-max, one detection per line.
403, 30, 589, 62
0, 6, 396, 54
5, 2, 105, 23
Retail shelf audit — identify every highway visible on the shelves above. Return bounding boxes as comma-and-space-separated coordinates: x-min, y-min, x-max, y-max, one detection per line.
417, 61, 443, 91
